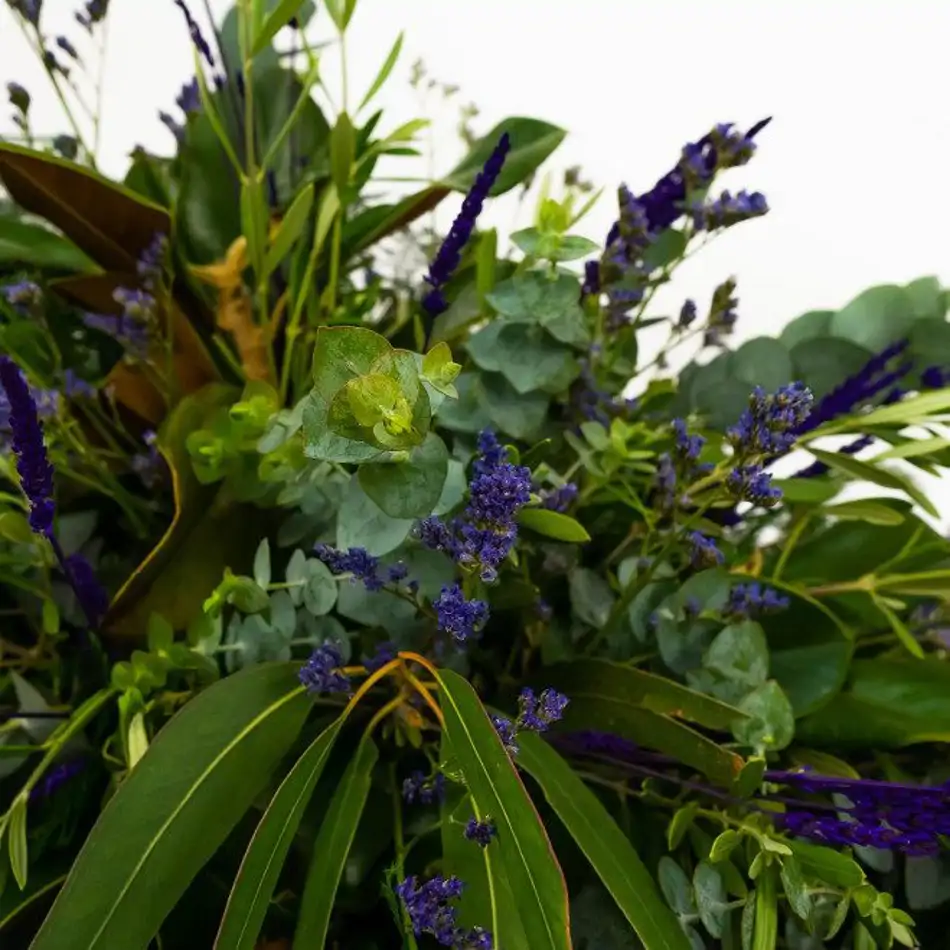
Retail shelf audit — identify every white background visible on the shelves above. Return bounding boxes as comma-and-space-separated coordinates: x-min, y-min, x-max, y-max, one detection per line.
3, 0, 950, 518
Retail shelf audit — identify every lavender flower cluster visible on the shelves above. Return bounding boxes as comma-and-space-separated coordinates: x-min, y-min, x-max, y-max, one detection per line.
725, 582, 790, 618
422, 134, 511, 320
492, 687, 569, 756
298, 640, 350, 695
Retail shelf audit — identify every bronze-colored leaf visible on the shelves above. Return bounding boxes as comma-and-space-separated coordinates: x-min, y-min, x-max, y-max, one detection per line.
0, 143, 169, 271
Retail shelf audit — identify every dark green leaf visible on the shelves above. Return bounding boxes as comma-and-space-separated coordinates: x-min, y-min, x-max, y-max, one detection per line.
252, 0, 311, 55
570, 567, 615, 628
790, 338, 873, 399
519, 508, 591, 543
330, 112, 355, 193
443, 118, 567, 197
31, 665, 310, 950
825, 499, 906, 525
486, 271, 583, 328
480, 372, 549, 440
358, 432, 449, 519
336, 476, 413, 556
519, 734, 691, 950
829, 285, 917, 351
731, 338, 793, 392
0, 216, 95, 271
658, 857, 696, 916
263, 182, 314, 277
215, 718, 343, 950
494, 323, 578, 394
435, 670, 571, 950
293, 738, 378, 948
732, 682, 795, 753
778, 310, 834, 350
694, 862, 728, 938
786, 840, 864, 889
703, 621, 769, 689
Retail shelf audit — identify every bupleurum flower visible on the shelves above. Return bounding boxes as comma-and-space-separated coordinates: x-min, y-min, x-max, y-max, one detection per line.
433, 583, 489, 644
417, 430, 531, 583
422, 134, 510, 320
464, 818, 497, 848
396, 875, 493, 949
298, 641, 350, 695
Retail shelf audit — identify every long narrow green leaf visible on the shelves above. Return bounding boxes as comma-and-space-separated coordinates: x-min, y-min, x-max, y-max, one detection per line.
263, 183, 315, 279
435, 669, 571, 950
541, 659, 745, 730
31, 664, 311, 950
806, 448, 938, 518
292, 738, 378, 948
357, 32, 404, 113
518, 734, 691, 950
214, 717, 344, 950
251, 0, 307, 56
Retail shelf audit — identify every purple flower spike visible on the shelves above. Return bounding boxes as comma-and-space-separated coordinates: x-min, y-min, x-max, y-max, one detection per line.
422, 133, 511, 320
173, 0, 215, 69
0, 357, 55, 536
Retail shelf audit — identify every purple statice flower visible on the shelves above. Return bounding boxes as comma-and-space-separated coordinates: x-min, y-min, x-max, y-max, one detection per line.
464, 818, 497, 848
298, 641, 350, 695
75, 0, 108, 30
136, 233, 168, 286
421, 133, 511, 319
130, 429, 164, 488
726, 582, 790, 618
1, 279, 42, 313
726, 463, 782, 507
922, 366, 947, 389
417, 429, 531, 584
160, 80, 201, 143
653, 453, 677, 508
433, 584, 489, 644
55, 35, 79, 59
769, 769, 950, 856
172, 0, 215, 68
63, 552, 109, 628
6, 81, 30, 113
30, 758, 85, 802
395, 875, 493, 949
63, 370, 95, 400
678, 298, 697, 329
539, 482, 578, 512
517, 687, 569, 734
403, 770, 446, 805
492, 715, 519, 755
0, 357, 55, 536
727, 383, 814, 460
691, 189, 768, 231
687, 530, 724, 568
313, 543, 383, 591
364, 640, 397, 673
672, 418, 705, 461
81, 309, 151, 359
703, 277, 740, 347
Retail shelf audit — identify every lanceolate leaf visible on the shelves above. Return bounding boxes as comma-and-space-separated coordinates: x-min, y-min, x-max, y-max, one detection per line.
0, 142, 170, 270
31, 664, 311, 950
541, 659, 746, 731
517, 734, 691, 950
292, 738, 379, 949
214, 718, 345, 950
435, 669, 571, 950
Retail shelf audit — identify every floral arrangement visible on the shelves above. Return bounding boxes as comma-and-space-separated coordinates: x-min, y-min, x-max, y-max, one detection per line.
2, 2, 950, 949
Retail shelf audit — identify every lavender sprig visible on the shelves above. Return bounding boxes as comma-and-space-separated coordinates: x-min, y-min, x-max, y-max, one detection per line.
421, 133, 511, 322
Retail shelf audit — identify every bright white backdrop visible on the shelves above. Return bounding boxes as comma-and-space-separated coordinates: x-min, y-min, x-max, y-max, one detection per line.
3, 0, 950, 518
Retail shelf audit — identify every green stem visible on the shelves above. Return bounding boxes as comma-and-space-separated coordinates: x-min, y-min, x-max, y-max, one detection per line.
391, 762, 420, 950
325, 214, 343, 318
772, 512, 810, 581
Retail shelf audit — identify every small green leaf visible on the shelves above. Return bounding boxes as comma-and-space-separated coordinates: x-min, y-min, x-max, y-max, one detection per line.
253, 538, 271, 590
358, 31, 404, 112
358, 432, 450, 519
694, 862, 728, 939
302, 558, 337, 616
421, 341, 462, 394
779, 857, 811, 921
658, 857, 696, 917
435, 670, 571, 950
518, 736, 690, 950
872, 594, 924, 658
146, 613, 174, 653
8, 795, 28, 889
336, 476, 413, 556
214, 719, 343, 950
703, 621, 769, 690
732, 682, 795, 753
519, 508, 590, 543
330, 111, 355, 193
293, 738, 378, 948
667, 803, 699, 850
709, 830, 741, 863
263, 182, 314, 277
252, 0, 310, 56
